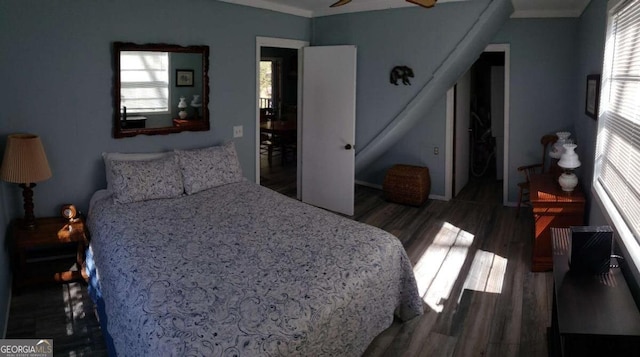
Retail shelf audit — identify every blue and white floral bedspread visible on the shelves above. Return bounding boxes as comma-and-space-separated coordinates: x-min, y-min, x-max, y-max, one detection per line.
87, 181, 423, 356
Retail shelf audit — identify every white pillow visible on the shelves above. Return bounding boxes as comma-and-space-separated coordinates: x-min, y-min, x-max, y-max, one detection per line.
102, 151, 171, 193
175, 141, 243, 195
109, 155, 184, 204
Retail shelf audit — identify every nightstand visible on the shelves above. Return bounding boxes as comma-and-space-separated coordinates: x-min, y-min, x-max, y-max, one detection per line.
9, 216, 89, 292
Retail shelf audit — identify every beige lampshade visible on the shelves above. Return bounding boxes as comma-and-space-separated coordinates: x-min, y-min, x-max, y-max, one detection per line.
1, 133, 52, 184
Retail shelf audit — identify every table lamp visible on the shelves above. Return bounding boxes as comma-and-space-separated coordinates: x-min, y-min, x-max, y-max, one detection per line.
178, 97, 188, 119
557, 143, 581, 192
191, 94, 201, 119
0, 134, 52, 229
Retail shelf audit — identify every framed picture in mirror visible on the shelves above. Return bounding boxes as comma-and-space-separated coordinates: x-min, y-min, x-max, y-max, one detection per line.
176, 69, 194, 87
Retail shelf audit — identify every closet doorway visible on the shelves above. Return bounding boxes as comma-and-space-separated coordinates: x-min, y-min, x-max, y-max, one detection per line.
446, 44, 510, 206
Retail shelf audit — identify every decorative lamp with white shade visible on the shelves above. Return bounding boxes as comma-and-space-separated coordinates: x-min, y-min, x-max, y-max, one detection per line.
549, 131, 572, 159
178, 97, 188, 119
191, 94, 202, 119
557, 143, 581, 192
1, 134, 52, 229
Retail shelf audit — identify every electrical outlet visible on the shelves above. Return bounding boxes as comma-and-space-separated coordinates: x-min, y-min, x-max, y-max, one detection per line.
233, 125, 243, 138
434, 146, 439, 155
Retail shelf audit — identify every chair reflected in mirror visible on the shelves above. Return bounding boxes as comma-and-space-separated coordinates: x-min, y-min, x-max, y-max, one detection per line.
516, 134, 558, 216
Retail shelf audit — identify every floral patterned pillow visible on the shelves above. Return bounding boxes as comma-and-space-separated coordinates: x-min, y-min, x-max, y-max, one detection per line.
102, 151, 171, 194
110, 155, 184, 204
175, 141, 243, 195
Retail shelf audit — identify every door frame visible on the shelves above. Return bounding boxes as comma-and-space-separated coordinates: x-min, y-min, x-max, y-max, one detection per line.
255, 37, 309, 199
445, 43, 510, 206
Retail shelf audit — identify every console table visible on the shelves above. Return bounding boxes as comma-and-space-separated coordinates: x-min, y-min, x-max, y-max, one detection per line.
530, 174, 585, 272
550, 228, 640, 356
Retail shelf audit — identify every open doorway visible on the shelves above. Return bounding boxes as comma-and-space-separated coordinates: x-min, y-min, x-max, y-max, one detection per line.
258, 47, 298, 198
446, 44, 510, 205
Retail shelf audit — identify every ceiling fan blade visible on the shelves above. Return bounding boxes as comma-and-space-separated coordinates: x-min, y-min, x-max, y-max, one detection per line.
406, 0, 437, 8
330, 0, 352, 7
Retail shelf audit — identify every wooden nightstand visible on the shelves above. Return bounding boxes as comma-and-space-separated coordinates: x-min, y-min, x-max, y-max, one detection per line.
9, 216, 89, 292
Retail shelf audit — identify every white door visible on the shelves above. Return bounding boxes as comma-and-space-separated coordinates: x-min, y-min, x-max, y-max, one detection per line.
491, 66, 505, 180
301, 45, 357, 215
454, 70, 471, 196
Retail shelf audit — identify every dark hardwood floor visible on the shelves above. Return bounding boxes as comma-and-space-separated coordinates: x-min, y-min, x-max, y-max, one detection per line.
6, 160, 550, 357
259, 148, 297, 197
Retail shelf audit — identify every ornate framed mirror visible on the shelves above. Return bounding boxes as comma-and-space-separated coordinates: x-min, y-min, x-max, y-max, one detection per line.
113, 42, 210, 138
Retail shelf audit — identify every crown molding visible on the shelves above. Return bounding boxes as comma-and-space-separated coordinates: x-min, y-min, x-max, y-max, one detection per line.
217, 0, 314, 18
219, 0, 465, 18
511, 9, 585, 18
510, 0, 590, 18
219, 0, 589, 19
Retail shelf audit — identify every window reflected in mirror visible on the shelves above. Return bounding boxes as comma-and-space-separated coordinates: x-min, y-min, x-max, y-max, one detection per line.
113, 42, 209, 138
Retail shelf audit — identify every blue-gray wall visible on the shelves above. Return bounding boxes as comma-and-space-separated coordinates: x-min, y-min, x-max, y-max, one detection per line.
312, 0, 494, 196
573, 0, 607, 218
575, 0, 640, 295
578, 0, 640, 303
492, 18, 579, 202
0, 0, 310, 335
312, 2, 582, 202
0, 0, 620, 336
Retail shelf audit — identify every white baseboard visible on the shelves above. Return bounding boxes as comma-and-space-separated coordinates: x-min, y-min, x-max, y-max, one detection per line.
355, 180, 382, 190
355, 180, 447, 201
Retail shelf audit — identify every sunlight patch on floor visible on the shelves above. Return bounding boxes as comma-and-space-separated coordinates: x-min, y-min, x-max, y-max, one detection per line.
461, 250, 507, 298
413, 222, 474, 312
63, 282, 86, 336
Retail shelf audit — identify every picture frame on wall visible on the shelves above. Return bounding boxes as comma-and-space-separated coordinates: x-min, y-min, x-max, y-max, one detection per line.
176, 69, 194, 87
585, 74, 601, 120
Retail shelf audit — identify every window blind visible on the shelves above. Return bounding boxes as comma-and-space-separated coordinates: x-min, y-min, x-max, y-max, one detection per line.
595, 0, 640, 242
120, 51, 169, 113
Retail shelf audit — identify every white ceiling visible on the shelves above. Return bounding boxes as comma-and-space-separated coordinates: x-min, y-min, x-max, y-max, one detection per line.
218, 0, 591, 18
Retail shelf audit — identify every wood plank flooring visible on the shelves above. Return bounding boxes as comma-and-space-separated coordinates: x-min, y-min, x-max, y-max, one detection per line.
355, 176, 552, 357
5, 160, 552, 357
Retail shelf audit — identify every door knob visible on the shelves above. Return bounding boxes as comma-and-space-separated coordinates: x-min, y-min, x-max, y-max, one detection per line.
345, 144, 353, 150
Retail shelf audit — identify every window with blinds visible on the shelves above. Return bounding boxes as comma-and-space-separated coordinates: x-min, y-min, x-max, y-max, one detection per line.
120, 51, 169, 113
594, 0, 640, 245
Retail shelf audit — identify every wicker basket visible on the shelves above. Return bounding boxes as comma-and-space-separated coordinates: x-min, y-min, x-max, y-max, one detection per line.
383, 164, 431, 206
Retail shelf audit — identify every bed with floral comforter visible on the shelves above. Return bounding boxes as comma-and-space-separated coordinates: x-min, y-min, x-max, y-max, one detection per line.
86, 180, 423, 356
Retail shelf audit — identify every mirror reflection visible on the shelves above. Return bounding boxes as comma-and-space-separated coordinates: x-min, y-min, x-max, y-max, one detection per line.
113, 42, 209, 138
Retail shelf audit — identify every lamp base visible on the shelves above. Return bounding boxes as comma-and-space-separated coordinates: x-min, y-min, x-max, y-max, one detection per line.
558, 173, 578, 192
19, 183, 37, 230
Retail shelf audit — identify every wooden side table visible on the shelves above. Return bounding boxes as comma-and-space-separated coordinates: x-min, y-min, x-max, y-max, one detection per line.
530, 174, 585, 272
10, 216, 89, 292
173, 118, 206, 129
550, 228, 640, 356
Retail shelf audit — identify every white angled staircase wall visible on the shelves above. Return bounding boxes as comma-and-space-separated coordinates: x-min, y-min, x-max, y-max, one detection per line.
354, 0, 514, 173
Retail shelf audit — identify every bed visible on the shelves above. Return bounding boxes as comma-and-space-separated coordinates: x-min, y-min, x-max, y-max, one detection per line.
86, 142, 423, 356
